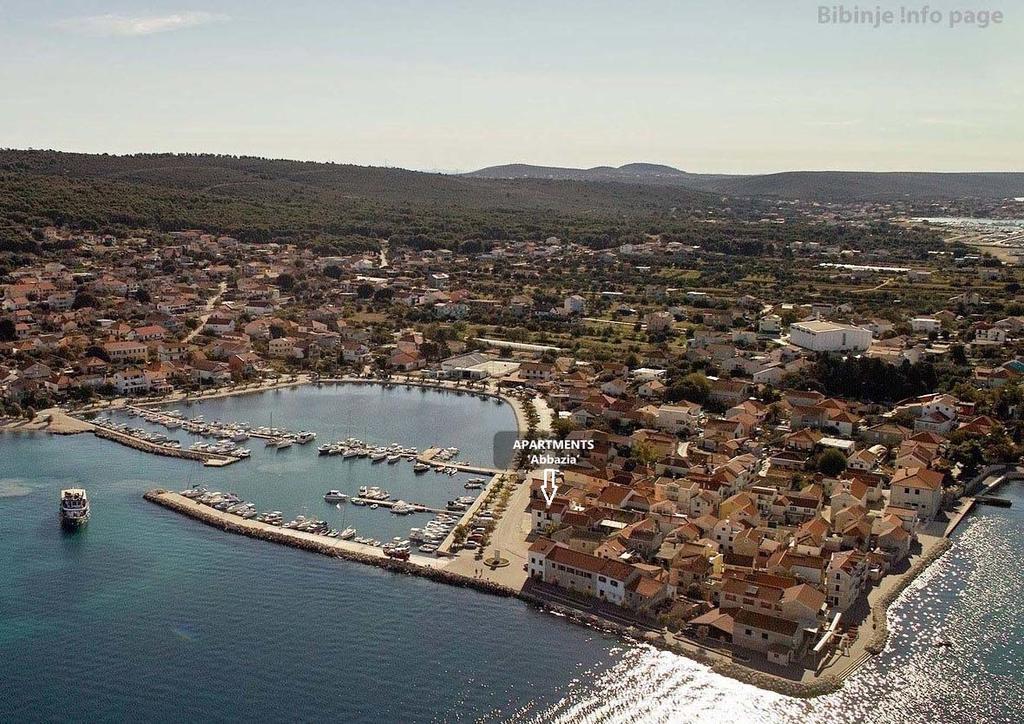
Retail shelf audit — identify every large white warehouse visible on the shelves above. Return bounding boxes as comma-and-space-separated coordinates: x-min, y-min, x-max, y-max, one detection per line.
789, 321, 873, 353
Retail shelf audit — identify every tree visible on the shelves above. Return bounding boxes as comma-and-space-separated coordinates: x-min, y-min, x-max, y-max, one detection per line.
0, 318, 15, 342
551, 417, 577, 439
818, 448, 848, 476
276, 273, 295, 291
324, 265, 343, 279
668, 372, 711, 404
72, 291, 98, 309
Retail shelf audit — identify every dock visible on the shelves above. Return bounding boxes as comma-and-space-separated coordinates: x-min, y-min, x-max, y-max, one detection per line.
417, 447, 502, 476
124, 404, 297, 444
351, 498, 454, 515
93, 424, 239, 466
438, 472, 502, 554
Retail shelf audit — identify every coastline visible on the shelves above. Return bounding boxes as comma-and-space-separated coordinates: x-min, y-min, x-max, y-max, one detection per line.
6, 379, 963, 697
140, 484, 960, 700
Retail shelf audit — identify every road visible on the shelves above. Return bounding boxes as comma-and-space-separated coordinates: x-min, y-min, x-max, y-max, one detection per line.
183, 281, 227, 343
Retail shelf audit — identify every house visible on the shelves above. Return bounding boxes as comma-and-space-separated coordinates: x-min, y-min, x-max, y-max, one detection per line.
826, 550, 869, 611
654, 402, 701, 434
203, 314, 236, 335
520, 362, 555, 381
112, 367, 150, 395
268, 336, 299, 359
888, 467, 944, 521
387, 350, 424, 371
103, 340, 148, 364
190, 359, 232, 384
564, 295, 586, 315
733, 610, 805, 664
910, 317, 942, 334
527, 538, 638, 606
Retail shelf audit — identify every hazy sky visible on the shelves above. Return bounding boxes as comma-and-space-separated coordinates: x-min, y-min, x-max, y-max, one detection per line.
2, 1, 1020, 172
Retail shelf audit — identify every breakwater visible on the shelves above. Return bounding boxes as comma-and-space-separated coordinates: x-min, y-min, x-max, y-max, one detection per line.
94, 426, 238, 466
144, 490, 518, 599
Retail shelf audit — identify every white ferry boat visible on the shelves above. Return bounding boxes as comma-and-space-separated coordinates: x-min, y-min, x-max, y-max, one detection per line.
60, 488, 90, 529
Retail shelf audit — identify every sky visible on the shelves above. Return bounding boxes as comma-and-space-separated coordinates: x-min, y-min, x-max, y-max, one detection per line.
1, 0, 1021, 173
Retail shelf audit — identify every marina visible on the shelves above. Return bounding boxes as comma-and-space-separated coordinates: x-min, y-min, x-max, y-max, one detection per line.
91, 421, 242, 466
2, 387, 1023, 721
123, 404, 316, 448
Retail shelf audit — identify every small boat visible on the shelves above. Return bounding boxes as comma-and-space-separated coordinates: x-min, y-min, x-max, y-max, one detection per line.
60, 488, 90, 529
294, 431, 317, 444
323, 490, 349, 503
464, 481, 483, 489
351, 498, 367, 506
370, 503, 379, 510
318, 444, 333, 455
275, 438, 293, 450
413, 463, 429, 473
339, 527, 357, 540
418, 544, 438, 554
386, 454, 402, 464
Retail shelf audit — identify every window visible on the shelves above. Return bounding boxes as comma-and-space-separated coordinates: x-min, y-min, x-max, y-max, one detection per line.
745, 628, 752, 636
762, 633, 769, 640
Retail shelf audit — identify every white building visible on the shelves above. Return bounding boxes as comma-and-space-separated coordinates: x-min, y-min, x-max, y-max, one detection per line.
889, 467, 944, 521
788, 321, 872, 353
910, 317, 942, 334
527, 539, 637, 606
654, 402, 701, 434
826, 550, 869, 611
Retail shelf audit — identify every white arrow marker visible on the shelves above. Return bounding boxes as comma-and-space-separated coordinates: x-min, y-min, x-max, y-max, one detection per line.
541, 469, 559, 508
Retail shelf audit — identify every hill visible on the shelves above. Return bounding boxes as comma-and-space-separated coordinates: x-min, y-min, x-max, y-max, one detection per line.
694, 171, 1024, 202
466, 163, 1024, 201
0, 150, 718, 251
465, 162, 734, 187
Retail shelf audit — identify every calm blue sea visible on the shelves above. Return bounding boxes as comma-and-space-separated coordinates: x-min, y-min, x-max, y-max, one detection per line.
0, 386, 1020, 723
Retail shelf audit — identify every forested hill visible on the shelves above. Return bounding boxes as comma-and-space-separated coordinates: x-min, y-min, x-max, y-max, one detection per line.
0, 150, 719, 251
694, 171, 1024, 202
468, 163, 1024, 202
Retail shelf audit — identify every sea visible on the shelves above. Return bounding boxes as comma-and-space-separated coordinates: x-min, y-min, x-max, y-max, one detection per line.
1, 385, 1020, 723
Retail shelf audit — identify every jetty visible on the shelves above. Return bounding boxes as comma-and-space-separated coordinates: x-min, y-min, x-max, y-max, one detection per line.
351, 498, 453, 515
93, 424, 239, 466
147, 490, 455, 567
417, 447, 501, 476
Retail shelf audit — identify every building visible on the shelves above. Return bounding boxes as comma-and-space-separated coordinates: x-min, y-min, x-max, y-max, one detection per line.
910, 317, 942, 334
789, 321, 873, 353
733, 610, 804, 664
654, 402, 701, 434
888, 467, 944, 521
563, 294, 586, 315
103, 340, 149, 364
826, 549, 869, 611
528, 538, 638, 606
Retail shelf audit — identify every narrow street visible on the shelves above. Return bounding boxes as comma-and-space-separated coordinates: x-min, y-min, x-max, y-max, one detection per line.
183, 281, 227, 343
